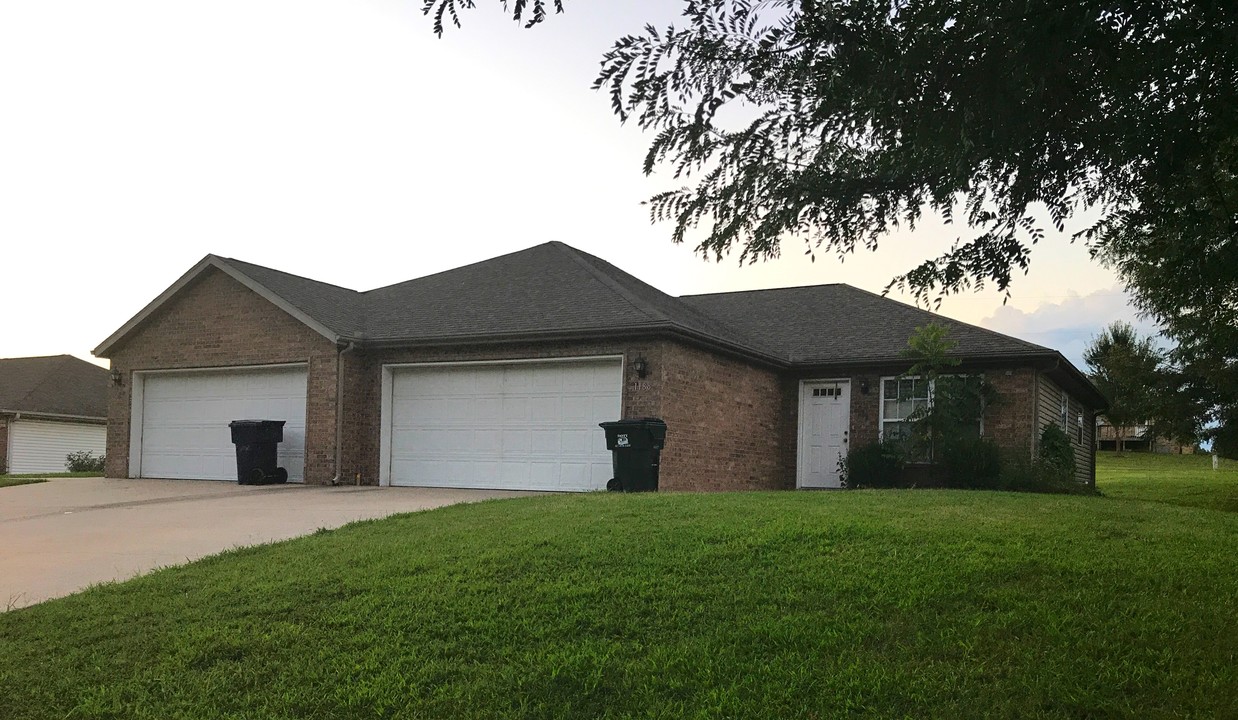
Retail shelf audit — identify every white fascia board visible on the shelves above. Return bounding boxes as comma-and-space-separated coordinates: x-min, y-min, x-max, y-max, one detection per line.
92, 255, 340, 357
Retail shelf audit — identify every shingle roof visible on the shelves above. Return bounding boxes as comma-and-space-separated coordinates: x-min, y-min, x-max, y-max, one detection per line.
0, 355, 109, 419
679, 284, 1052, 365
357, 242, 771, 356
219, 258, 367, 339
106, 242, 1063, 370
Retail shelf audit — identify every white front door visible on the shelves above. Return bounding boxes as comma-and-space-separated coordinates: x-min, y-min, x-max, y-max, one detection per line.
798, 380, 851, 488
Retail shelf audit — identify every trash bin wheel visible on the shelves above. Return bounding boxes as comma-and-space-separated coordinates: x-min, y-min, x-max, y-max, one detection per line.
247, 467, 267, 484
273, 467, 289, 484
606, 478, 621, 492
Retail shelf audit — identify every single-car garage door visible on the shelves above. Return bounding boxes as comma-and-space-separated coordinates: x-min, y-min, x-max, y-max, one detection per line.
136, 366, 307, 481
385, 358, 622, 491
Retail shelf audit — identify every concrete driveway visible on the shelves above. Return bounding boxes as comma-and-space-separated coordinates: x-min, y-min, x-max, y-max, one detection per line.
0, 477, 531, 610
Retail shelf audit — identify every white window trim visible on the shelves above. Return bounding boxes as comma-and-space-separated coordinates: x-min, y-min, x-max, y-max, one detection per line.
877, 374, 986, 442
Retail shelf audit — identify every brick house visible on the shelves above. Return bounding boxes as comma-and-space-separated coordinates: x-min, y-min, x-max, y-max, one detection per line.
93, 242, 1104, 490
1, 355, 108, 474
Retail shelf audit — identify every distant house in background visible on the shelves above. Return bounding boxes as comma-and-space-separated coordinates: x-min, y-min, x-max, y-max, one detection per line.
1096, 419, 1196, 454
0, 355, 109, 474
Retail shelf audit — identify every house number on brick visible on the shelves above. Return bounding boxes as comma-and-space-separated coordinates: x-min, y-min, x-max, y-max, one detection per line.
630, 380, 651, 392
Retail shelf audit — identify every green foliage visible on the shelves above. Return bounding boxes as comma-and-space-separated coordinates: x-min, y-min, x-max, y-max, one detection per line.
0, 477, 47, 489
897, 324, 995, 467
1084, 321, 1165, 447
938, 436, 1003, 490
422, 0, 563, 35
428, 0, 1237, 462
901, 322, 961, 378
997, 426, 1085, 495
1097, 450, 1238, 513
1037, 424, 1078, 485
842, 440, 905, 488
2, 491, 1237, 718
64, 451, 105, 474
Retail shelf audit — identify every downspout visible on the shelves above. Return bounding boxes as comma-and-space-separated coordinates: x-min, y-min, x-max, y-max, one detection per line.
330, 341, 358, 486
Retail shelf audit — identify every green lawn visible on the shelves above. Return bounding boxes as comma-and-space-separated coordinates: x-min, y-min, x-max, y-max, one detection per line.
0, 476, 48, 488
0, 462, 1235, 718
1097, 450, 1238, 512
0, 471, 103, 488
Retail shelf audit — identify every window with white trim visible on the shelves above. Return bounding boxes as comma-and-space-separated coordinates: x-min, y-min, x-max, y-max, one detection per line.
880, 375, 986, 458
880, 377, 931, 443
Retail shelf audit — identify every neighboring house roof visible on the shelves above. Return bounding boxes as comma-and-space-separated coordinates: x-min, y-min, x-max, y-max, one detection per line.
0, 355, 109, 420
92, 241, 1105, 406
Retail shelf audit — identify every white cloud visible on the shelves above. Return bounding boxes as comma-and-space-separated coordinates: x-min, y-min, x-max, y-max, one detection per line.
979, 287, 1163, 370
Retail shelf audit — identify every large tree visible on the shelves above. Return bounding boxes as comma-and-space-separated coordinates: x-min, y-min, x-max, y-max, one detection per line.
425, 0, 1238, 450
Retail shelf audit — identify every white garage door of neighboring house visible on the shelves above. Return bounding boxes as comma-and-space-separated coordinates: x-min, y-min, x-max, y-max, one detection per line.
8, 419, 107, 474
385, 358, 622, 492
136, 366, 307, 481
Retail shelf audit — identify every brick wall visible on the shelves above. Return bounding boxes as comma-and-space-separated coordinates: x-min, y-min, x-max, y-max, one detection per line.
345, 339, 664, 484
984, 367, 1038, 455
778, 365, 1041, 486
779, 371, 882, 487
99, 268, 1063, 492
657, 342, 785, 491
346, 339, 784, 491
102, 268, 341, 483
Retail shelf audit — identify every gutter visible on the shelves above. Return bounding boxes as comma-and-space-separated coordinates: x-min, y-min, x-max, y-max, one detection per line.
330, 341, 358, 486
357, 322, 788, 370
0, 409, 108, 424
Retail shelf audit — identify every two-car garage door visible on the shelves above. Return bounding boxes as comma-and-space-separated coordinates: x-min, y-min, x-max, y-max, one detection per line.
385, 358, 622, 491
136, 366, 307, 481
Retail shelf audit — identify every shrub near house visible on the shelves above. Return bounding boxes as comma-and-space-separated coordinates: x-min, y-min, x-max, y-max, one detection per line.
845, 325, 1092, 492
65, 451, 105, 473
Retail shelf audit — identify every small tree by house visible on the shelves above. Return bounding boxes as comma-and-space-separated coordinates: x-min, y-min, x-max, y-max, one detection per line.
1084, 322, 1163, 453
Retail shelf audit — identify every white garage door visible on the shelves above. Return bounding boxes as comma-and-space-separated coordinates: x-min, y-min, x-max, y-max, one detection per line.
8, 419, 107, 474
386, 358, 622, 491
137, 366, 307, 481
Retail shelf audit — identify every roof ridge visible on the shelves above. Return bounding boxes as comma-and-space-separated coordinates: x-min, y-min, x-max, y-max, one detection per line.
550, 243, 671, 324
361, 243, 559, 296
681, 282, 846, 298
220, 256, 363, 295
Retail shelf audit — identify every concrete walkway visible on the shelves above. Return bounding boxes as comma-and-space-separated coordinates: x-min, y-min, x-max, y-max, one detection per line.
0, 477, 531, 610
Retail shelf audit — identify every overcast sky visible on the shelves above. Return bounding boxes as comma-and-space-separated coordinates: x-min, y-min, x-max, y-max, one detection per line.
0, 0, 1157, 370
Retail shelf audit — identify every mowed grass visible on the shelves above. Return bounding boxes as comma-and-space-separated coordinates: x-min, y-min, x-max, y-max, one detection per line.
1, 471, 104, 486
0, 476, 48, 488
1, 469, 1236, 718
1097, 450, 1238, 512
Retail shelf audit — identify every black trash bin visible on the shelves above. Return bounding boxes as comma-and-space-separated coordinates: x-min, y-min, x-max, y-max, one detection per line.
599, 418, 667, 492
228, 420, 289, 485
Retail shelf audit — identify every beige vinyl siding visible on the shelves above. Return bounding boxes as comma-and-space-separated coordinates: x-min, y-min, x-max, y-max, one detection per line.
1035, 378, 1065, 440
1034, 376, 1093, 485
